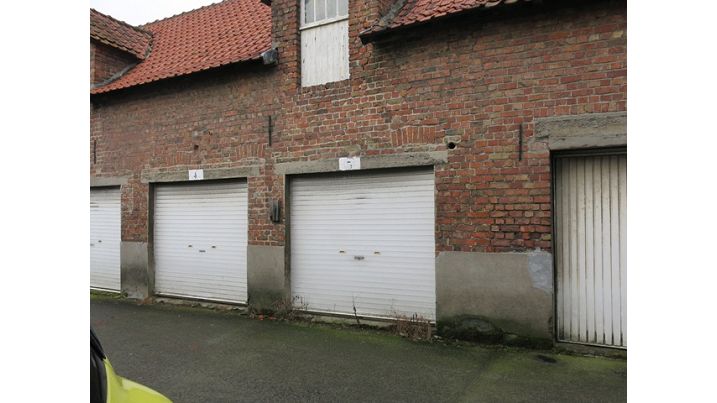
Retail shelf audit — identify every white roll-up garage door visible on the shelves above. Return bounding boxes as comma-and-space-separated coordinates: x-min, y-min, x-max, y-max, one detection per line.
154, 181, 248, 303
90, 187, 121, 291
291, 169, 436, 320
555, 153, 626, 348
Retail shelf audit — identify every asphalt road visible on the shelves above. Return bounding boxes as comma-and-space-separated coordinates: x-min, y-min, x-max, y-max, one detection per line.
91, 297, 626, 403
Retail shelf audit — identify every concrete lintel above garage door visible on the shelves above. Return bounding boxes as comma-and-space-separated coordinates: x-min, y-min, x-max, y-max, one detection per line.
91, 175, 130, 187
275, 151, 448, 175
141, 166, 260, 183
535, 112, 627, 150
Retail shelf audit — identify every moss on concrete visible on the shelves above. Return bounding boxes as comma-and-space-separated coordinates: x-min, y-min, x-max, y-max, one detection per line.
437, 315, 504, 343
438, 314, 553, 348
90, 290, 124, 300
247, 289, 287, 314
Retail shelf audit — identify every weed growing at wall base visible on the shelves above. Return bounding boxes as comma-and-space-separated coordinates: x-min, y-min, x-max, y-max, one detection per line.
392, 312, 432, 341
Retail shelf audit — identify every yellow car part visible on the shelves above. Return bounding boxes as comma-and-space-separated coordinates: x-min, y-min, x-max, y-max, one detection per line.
104, 359, 172, 403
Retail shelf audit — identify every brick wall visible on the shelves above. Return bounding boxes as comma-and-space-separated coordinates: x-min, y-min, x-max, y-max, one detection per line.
91, 63, 279, 242
91, 0, 626, 253
91, 40, 137, 85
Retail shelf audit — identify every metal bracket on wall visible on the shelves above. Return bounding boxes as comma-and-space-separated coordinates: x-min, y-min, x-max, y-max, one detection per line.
518, 123, 524, 161
268, 115, 273, 146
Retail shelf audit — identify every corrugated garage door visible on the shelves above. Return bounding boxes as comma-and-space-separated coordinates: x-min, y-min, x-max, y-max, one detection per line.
291, 169, 436, 320
90, 187, 121, 291
555, 153, 626, 348
154, 181, 248, 303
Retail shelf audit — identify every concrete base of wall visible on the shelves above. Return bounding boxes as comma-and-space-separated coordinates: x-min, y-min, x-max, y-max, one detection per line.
436, 251, 554, 340
247, 245, 287, 311
121, 241, 150, 299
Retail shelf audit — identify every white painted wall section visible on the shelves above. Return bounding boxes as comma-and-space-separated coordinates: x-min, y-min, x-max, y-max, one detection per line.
301, 19, 349, 87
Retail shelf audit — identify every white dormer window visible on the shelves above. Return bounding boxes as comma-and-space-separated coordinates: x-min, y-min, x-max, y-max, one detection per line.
301, 0, 350, 87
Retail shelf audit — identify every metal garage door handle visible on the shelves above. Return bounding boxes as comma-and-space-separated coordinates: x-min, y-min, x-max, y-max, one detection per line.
354, 255, 364, 260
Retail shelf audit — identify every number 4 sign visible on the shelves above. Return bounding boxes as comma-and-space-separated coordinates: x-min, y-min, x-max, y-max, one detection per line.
188, 169, 204, 180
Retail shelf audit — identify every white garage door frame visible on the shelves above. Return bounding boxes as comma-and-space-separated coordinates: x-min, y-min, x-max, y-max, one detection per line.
552, 147, 627, 349
288, 167, 437, 321
152, 179, 249, 304
90, 186, 122, 292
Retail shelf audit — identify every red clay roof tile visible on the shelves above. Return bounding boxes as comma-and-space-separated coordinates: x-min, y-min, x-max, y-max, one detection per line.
91, 0, 271, 95
90, 9, 152, 60
361, 0, 526, 38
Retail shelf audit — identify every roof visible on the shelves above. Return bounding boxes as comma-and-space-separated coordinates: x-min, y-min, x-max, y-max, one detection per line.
90, 9, 152, 60
91, 0, 271, 95
361, 0, 529, 39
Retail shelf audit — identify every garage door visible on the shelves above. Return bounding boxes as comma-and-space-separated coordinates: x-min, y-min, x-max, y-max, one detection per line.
154, 181, 248, 303
555, 153, 626, 348
90, 187, 121, 291
291, 169, 436, 320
